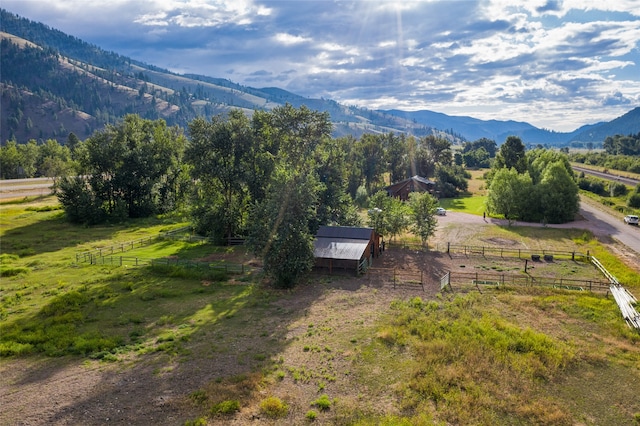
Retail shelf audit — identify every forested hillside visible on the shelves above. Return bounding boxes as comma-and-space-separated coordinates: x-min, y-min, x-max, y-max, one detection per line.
1, 8, 638, 146
1, 9, 441, 145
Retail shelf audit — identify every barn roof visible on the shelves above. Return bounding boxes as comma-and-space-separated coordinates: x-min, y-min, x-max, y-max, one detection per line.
313, 238, 370, 261
385, 175, 435, 200
313, 226, 374, 261
316, 226, 374, 241
386, 175, 435, 191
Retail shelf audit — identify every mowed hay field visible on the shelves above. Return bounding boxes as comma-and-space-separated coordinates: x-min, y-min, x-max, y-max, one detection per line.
1, 195, 640, 425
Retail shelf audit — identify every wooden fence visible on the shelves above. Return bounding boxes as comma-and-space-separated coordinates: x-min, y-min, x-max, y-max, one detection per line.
372, 266, 609, 293
74, 227, 253, 274
76, 226, 207, 263
86, 254, 250, 274
442, 270, 610, 293
368, 267, 425, 290
387, 242, 590, 262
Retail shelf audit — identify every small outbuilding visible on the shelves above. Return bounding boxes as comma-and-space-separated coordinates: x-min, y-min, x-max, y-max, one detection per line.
313, 226, 379, 275
385, 175, 435, 201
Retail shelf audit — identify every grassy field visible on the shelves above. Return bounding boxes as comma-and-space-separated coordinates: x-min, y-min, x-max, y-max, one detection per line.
1, 195, 640, 425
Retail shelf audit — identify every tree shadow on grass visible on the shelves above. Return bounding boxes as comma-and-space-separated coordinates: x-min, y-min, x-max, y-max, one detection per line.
0, 212, 178, 257
0, 248, 446, 425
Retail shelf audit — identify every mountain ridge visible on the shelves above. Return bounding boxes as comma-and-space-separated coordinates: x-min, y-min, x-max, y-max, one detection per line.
1, 8, 639, 146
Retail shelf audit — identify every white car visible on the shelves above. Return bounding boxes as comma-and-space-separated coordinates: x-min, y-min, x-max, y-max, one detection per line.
436, 207, 447, 216
624, 215, 639, 225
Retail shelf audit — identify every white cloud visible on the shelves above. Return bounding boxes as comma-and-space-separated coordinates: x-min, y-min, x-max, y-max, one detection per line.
2, 0, 639, 131
273, 33, 312, 46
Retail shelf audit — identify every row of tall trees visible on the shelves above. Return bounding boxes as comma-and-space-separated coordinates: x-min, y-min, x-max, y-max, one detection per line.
570, 151, 640, 174
57, 115, 188, 223
603, 133, 640, 156
486, 137, 579, 224
0, 137, 73, 179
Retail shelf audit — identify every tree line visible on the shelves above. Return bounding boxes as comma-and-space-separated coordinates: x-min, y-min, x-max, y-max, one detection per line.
3, 107, 588, 284
570, 150, 640, 174
8, 107, 468, 286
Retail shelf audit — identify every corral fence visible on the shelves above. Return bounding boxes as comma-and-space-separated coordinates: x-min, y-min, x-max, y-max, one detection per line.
388, 241, 590, 262
439, 270, 610, 293
441, 243, 590, 261
368, 267, 426, 290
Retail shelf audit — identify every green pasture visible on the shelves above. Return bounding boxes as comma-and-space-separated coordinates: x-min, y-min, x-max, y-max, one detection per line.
439, 194, 487, 215
2, 195, 640, 425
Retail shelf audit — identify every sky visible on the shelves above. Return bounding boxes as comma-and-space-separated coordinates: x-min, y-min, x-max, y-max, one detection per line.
4, 0, 640, 132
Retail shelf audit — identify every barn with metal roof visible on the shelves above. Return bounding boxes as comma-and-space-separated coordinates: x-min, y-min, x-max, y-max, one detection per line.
313, 226, 378, 274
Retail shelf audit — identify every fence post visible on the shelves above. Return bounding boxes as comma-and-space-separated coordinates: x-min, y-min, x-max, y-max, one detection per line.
447, 242, 450, 254
120, 256, 122, 266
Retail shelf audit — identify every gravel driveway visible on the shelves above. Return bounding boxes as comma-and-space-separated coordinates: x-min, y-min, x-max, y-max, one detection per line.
434, 199, 640, 271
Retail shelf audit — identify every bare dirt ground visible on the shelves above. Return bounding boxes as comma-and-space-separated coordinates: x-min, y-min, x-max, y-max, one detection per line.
1, 212, 638, 426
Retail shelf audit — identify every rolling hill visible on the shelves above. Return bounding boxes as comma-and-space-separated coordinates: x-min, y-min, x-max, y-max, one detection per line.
1, 8, 638, 146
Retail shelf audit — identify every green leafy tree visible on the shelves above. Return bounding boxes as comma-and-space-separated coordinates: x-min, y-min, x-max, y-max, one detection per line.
340, 135, 364, 198
495, 136, 527, 174
367, 191, 394, 238
627, 185, 640, 208
0, 140, 22, 178
526, 148, 573, 184
56, 176, 104, 224
18, 140, 39, 177
386, 198, 410, 242
187, 110, 252, 241
37, 139, 71, 179
314, 137, 360, 226
248, 167, 319, 288
357, 134, 386, 193
382, 132, 408, 183
247, 104, 333, 288
408, 192, 438, 247
486, 168, 533, 224
435, 164, 470, 198
57, 115, 186, 222
463, 147, 490, 168
415, 135, 452, 178
537, 161, 580, 223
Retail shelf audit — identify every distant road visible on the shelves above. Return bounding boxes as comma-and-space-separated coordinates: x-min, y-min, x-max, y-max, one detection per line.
572, 165, 640, 186
438, 199, 640, 259
577, 201, 640, 255
0, 177, 55, 199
